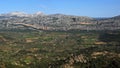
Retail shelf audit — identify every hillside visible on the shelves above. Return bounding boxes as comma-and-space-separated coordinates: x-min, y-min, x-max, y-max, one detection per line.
0, 12, 119, 31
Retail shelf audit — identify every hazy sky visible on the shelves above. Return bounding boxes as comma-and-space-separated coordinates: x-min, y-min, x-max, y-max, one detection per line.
0, 0, 120, 17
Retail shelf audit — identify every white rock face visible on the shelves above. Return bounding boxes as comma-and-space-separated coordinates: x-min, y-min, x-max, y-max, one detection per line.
35, 11, 43, 15
7, 12, 29, 17
33, 11, 45, 16
8, 12, 25, 15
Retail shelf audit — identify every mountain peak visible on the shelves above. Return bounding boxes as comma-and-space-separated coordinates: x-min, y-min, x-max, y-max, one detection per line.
33, 11, 45, 16
35, 11, 43, 14
5, 11, 29, 17
8, 11, 25, 15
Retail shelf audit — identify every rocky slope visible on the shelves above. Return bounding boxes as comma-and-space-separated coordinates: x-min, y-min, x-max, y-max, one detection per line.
0, 12, 120, 31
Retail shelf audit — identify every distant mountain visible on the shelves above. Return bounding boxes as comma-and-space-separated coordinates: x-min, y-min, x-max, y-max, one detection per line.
111, 15, 120, 19
0, 12, 120, 31
0, 12, 29, 17
0, 11, 45, 18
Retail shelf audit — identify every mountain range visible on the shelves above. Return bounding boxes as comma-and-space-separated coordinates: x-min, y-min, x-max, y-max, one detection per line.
0, 12, 120, 31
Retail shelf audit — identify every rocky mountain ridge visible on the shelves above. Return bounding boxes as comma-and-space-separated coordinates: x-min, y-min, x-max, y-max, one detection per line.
0, 12, 120, 31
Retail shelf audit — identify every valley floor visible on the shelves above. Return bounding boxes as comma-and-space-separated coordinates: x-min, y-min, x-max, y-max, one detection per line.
0, 29, 119, 68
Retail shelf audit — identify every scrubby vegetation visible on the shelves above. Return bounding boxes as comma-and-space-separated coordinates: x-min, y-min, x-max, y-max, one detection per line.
0, 29, 119, 68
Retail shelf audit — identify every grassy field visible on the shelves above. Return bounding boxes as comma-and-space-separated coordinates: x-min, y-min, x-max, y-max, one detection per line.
0, 29, 119, 68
